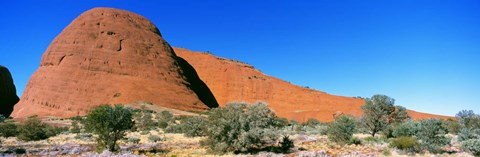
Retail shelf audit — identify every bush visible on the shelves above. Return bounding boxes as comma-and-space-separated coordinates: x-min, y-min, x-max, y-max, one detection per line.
416, 119, 450, 154
70, 116, 83, 133
45, 126, 68, 137
133, 108, 156, 131
390, 136, 422, 153
305, 124, 328, 135
456, 110, 480, 129
0, 121, 18, 137
392, 120, 419, 138
157, 111, 174, 129
350, 137, 362, 145
84, 104, 134, 152
327, 115, 356, 145
127, 136, 140, 144
278, 135, 294, 153
177, 116, 208, 137
461, 139, 480, 157
201, 102, 284, 154
17, 116, 64, 141
148, 135, 163, 143
442, 118, 461, 134
458, 128, 480, 142
304, 118, 321, 127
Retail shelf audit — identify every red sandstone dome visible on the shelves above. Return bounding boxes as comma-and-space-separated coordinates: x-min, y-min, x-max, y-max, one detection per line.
12, 8, 218, 118
175, 48, 452, 122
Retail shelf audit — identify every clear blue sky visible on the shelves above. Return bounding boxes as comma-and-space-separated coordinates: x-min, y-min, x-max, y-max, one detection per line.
1, 0, 479, 116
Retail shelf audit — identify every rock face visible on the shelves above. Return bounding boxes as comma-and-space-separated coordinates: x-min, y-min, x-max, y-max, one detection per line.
12, 8, 218, 118
0, 65, 19, 117
175, 48, 452, 122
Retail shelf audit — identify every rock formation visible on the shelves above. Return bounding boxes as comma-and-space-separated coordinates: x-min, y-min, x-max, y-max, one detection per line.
0, 65, 19, 118
175, 48, 452, 122
12, 8, 218, 118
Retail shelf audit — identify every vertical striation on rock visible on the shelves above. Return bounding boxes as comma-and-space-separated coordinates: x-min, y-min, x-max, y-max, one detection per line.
0, 65, 19, 118
12, 8, 218, 118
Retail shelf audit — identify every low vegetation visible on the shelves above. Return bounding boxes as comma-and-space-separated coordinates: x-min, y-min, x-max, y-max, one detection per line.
327, 115, 356, 145
1, 95, 479, 156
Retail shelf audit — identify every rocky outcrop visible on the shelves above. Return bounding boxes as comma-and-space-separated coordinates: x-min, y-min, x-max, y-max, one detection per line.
0, 65, 19, 118
175, 48, 452, 122
11, 8, 218, 118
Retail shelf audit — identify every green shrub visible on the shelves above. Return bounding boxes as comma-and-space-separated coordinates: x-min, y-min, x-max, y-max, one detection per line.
362, 136, 387, 144
327, 115, 356, 145
305, 124, 328, 135
442, 118, 461, 134
84, 104, 134, 152
278, 135, 294, 153
392, 120, 419, 138
127, 136, 140, 144
177, 116, 207, 137
456, 110, 480, 129
390, 136, 422, 153
461, 139, 480, 157
0, 121, 19, 137
70, 116, 83, 133
201, 102, 284, 154
157, 111, 174, 129
45, 126, 68, 137
148, 135, 163, 143
458, 128, 480, 142
304, 118, 321, 127
17, 116, 64, 141
416, 119, 450, 154
350, 137, 362, 145
133, 108, 156, 131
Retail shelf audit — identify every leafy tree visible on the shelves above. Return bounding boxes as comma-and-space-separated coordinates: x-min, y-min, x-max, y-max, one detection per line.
455, 110, 480, 156
327, 115, 356, 145
416, 119, 450, 154
84, 104, 134, 152
360, 95, 410, 137
456, 110, 480, 129
201, 102, 284, 154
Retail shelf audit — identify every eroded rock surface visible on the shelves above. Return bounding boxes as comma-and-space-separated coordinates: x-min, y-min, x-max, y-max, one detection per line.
12, 8, 218, 118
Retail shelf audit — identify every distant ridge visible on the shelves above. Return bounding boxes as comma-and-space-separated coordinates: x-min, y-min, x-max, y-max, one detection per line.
175, 47, 453, 122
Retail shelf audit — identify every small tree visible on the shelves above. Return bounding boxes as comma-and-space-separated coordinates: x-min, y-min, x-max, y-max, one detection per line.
84, 104, 134, 152
202, 102, 284, 154
327, 115, 356, 145
456, 110, 480, 129
360, 95, 410, 137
